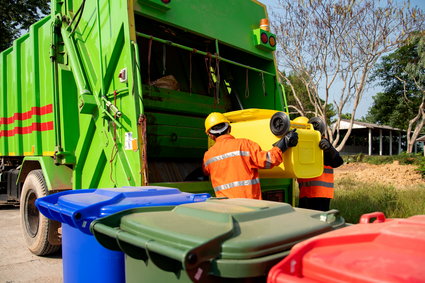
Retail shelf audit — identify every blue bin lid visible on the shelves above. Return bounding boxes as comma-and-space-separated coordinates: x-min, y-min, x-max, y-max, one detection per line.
35, 186, 210, 234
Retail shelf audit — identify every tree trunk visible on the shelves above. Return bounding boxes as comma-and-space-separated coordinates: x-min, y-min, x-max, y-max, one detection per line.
406, 96, 425, 153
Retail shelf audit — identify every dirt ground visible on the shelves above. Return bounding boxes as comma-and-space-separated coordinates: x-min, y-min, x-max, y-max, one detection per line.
334, 161, 425, 189
0, 207, 62, 283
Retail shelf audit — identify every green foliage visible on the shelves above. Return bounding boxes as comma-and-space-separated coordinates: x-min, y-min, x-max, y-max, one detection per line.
405, 33, 425, 93
332, 177, 425, 223
342, 153, 366, 163
0, 0, 50, 51
340, 113, 352, 120
357, 115, 373, 123
343, 153, 424, 166
416, 158, 425, 178
367, 35, 424, 129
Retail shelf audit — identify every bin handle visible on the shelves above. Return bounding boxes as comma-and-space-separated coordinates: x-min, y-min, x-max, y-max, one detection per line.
359, 212, 386, 224
91, 206, 236, 283
182, 216, 235, 282
320, 209, 340, 223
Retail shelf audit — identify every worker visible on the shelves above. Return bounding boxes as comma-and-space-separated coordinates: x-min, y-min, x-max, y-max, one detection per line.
297, 126, 344, 211
202, 112, 298, 199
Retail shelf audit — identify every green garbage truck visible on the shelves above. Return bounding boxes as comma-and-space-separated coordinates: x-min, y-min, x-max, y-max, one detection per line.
0, 0, 322, 255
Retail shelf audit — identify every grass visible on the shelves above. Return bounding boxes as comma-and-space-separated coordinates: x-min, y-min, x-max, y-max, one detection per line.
293, 154, 425, 223
331, 176, 425, 223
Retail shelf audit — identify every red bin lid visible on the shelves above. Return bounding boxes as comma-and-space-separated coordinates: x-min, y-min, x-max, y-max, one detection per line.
268, 213, 425, 283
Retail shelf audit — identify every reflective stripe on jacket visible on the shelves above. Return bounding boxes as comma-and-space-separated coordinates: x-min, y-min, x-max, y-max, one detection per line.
203, 134, 283, 199
297, 165, 334, 199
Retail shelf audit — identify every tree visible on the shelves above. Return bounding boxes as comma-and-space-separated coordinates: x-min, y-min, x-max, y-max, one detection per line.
282, 72, 336, 123
272, 0, 424, 151
340, 113, 352, 120
405, 34, 425, 153
367, 37, 421, 130
0, 0, 50, 51
369, 33, 425, 153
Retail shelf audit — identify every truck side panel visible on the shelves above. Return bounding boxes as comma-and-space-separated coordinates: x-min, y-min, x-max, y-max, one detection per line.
0, 17, 56, 158
1, 0, 144, 191
57, 0, 143, 189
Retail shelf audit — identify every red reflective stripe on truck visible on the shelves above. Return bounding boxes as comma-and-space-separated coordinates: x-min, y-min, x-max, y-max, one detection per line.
0, 104, 53, 125
0, 121, 54, 137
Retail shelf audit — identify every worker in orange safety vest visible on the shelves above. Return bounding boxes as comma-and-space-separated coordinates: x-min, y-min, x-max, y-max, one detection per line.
203, 112, 298, 199
297, 119, 343, 211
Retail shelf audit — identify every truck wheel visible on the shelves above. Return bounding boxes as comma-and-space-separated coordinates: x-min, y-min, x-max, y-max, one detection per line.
20, 169, 60, 256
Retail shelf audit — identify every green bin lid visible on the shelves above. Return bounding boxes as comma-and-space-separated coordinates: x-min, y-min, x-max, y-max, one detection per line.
91, 198, 345, 281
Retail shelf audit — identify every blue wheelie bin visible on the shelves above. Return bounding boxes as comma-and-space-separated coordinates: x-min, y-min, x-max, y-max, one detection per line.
35, 186, 210, 283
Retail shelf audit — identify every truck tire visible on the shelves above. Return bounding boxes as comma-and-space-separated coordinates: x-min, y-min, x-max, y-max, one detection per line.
20, 169, 60, 256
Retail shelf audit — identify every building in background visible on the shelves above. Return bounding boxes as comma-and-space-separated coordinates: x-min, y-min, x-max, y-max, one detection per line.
334, 119, 419, 156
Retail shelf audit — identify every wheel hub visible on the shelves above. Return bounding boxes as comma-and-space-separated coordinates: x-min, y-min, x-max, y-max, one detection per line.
25, 190, 39, 238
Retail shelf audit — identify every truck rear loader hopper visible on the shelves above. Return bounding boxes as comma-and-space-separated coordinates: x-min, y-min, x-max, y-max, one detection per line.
0, 0, 323, 255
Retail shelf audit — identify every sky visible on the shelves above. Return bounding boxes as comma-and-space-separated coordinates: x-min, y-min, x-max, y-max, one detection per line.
259, 0, 425, 119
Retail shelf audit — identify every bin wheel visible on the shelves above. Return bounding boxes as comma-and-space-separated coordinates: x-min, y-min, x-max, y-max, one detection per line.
20, 169, 61, 256
270, 112, 290, 136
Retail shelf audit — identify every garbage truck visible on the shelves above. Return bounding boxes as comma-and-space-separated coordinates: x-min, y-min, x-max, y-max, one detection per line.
0, 0, 323, 255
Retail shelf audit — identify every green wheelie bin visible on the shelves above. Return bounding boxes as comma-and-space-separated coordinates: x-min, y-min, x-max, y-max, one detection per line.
91, 198, 346, 282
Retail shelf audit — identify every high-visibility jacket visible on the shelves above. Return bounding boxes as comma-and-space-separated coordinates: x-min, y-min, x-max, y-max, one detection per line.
203, 134, 283, 199
297, 165, 335, 199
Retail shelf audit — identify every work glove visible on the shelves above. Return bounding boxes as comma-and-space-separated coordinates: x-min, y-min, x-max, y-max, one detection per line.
320, 138, 344, 168
273, 129, 298, 153
319, 138, 332, 151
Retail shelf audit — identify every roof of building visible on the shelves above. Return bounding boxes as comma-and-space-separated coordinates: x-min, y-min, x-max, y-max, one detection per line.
333, 119, 425, 144
336, 119, 403, 131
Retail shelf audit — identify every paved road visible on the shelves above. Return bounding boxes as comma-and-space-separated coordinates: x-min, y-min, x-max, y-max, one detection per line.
0, 207, 62, 283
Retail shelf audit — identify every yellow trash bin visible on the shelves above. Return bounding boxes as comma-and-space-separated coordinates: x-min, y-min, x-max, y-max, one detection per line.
222, 109, 323, 179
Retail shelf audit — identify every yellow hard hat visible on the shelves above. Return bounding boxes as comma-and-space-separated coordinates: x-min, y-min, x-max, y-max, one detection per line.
205, 112, 230, 133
